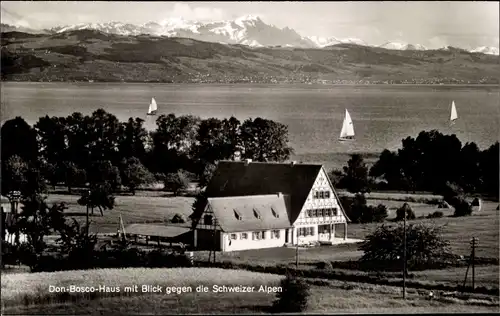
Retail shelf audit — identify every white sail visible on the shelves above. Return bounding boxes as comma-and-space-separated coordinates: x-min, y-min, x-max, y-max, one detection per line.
339, 109, 355, 140
147, 97, 158, 115
450, 100, 458, 123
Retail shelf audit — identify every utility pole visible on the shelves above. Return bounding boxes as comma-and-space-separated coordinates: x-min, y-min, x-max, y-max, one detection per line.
402, 213, 407, 299
471, 237, 477, 291
296, 237, 299, 269
86, 190, 91, 238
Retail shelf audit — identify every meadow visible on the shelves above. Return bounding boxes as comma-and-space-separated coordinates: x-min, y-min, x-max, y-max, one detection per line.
2, 267, 498, 314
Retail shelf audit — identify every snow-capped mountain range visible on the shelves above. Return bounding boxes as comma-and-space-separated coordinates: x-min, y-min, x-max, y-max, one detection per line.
3, 15, 499, 55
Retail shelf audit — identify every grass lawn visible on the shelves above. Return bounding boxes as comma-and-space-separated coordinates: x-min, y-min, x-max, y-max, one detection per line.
2, 268, 498, 314
45, 194, 195, 234
194, 242, 364, 266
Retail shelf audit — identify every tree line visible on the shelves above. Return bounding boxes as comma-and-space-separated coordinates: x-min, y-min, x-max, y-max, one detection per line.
1, 109, 294, 197
331, 130, 499, 199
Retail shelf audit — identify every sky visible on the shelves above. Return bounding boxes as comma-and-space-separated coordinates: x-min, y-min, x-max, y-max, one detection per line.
1, 1, 499, 48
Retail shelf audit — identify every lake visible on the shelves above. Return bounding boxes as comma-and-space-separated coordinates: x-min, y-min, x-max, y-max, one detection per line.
1, 82, 498, 169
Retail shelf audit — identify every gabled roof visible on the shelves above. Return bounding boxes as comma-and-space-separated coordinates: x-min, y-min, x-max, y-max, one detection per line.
205, 161, 322, 223
207, 194, 293, 232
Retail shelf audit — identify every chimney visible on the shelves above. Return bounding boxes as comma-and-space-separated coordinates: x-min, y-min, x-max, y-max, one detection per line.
244, 158, 252, 165
277, 192, 283, 198
290, 161, 297, 166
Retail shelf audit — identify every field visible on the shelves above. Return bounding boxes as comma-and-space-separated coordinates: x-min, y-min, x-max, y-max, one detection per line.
2, 268, 498, 314
44, 189, 499, 259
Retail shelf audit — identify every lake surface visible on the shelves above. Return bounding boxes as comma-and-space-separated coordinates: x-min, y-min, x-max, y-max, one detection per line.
1, 82, 499, 168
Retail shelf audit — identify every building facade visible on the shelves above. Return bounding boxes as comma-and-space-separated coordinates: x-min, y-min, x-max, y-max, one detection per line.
193, 160, 349, 252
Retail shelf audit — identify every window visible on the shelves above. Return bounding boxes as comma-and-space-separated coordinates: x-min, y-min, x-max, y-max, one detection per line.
313, 191, 319, 199
234, 209, 242, 220
307, 210, 313, 217
325, 191, 331, 199
230, 233, 237, 240
241, 233, 248, 239
271, 207, 280, 218
271, 230, 280, 239
319, 191, 324, 199
318, 225, 330, 234
333, 208, 338, 216
253, 208, 262, 219
203, 215, 213, 225
325, 209, 331, 217
252, 231, 265, 240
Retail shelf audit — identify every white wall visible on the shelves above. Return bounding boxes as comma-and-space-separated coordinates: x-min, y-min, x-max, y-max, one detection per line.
221, 229, 287, 252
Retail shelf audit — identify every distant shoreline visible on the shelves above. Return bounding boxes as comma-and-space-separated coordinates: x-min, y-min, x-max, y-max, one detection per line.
2, 81, 499, 89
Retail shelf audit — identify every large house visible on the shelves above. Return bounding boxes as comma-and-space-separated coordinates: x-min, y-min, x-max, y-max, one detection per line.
193, 159, 350, 252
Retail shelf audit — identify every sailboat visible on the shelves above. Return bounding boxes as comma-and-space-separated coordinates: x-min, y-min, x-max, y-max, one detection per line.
450, 100, 458, 125
339, 109, 355, 141
147, 97, 158, 115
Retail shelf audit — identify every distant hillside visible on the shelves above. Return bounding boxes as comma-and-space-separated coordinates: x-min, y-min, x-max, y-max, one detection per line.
1, 30, 499, 84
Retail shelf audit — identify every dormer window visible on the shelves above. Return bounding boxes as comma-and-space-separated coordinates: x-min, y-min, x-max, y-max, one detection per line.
271, 207, 279, 218
253, 208, 262, 219
234, 209, 243, 221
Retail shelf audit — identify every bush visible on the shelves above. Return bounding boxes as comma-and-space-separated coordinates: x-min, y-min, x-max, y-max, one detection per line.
396, 203, 416, 221
272, 273, 310, 313
363, 204, 389, 223
452, 197, 473, 217
359, 223, 452, 271
170, 213, 186, 223
426, 211, 444, 219
316, 261, 333, 270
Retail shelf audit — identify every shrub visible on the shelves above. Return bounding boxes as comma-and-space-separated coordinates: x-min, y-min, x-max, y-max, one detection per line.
427, 211, 444, 219
272, 273, 310, 313
396, 203, 416, 221
170, 213, 186, 223
359, 223, 452, 271
452, 197, 473, 217
363, 204, 389, 223
316, 260, 333, 270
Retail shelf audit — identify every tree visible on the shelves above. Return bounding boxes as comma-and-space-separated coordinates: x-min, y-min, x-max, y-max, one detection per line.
62, 161, 87, 193
361, 204, 388, 223
87, 109, 122, 165
359, 223, 451, 270
479, 142, 499, 199
118, 117, 148, 163
120, 157, 155, 195
395, 203, 416, 221
342, 154, 370, 194
1, 117, 38, 165
164, 170, 191, 196
2, 156, 47, 197
13, 195, 66, 270
189, 191, 207, 229
34, 115, 68, 166
87, 160, 121, 192
77, 182, 115, 216
458, 142, 482, 193
39, 161, 60, 189
272, 274, 310, 313
327, 168, 344, 187
199, 162, 217, 188
369, 149, 402, 189
64, 112, 92, 170
56, 218, 97, 267
239, 117, 293, 162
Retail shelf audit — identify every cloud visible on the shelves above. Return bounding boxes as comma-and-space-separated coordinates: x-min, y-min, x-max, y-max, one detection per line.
168, 3, 226, 21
